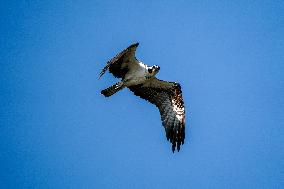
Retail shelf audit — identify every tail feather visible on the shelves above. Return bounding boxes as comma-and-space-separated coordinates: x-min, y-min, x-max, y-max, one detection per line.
101, 83, 123, 97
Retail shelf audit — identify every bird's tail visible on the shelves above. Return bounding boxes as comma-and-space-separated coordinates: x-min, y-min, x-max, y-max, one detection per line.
101, 82, 124, 97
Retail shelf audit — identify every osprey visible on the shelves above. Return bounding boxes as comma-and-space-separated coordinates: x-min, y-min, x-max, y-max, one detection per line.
99, 43, 186, 152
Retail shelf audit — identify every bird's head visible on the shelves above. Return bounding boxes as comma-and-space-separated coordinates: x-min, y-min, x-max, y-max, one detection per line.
147, 65, 160, 76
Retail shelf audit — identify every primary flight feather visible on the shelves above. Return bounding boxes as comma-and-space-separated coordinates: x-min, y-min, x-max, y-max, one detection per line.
99, 43, 186, 152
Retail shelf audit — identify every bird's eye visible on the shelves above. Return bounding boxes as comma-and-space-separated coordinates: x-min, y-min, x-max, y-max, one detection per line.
148, 68, 153, 73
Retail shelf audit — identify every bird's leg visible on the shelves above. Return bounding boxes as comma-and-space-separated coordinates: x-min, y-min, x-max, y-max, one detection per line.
113, 79, 131, 90
119, 78, 131, 87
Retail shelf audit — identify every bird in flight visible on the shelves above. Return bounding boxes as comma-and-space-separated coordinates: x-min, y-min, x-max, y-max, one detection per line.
99, 43, 186, 152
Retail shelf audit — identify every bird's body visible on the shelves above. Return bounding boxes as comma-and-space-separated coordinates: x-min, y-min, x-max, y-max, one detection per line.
123, 61, 149, 86
99, 43, 186, 152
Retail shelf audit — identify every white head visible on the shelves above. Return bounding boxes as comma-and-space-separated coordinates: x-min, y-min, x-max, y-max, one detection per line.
147, 65, 160, 77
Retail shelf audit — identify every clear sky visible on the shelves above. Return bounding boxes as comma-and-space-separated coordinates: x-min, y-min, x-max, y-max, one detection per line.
1, 1, 283, 188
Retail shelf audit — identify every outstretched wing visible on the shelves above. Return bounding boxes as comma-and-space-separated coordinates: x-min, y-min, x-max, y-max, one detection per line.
99, 43, 139, 79
129, 78, 186, 153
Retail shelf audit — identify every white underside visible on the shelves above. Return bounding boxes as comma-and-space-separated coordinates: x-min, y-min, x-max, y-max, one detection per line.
123, 61, 149, 87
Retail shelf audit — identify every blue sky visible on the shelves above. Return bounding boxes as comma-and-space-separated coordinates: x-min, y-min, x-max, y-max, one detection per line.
1, 1, 283, 188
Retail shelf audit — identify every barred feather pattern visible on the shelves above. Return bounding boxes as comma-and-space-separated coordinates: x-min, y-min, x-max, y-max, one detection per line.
101, 82, 123, 97
129, 83, 185, 152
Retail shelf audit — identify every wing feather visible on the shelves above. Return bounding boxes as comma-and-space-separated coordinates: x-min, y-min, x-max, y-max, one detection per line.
99, 43, 139, 79
129, 78, 186, 152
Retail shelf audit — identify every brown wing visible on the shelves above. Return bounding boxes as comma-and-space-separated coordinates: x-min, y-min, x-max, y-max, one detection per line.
99, 43, 139, 79
129, 78, 186, 153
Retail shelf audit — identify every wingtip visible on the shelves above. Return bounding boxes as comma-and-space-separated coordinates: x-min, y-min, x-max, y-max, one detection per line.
98, 73, 103, 80
130, 42, 139, 48
172, 145, 175, 153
